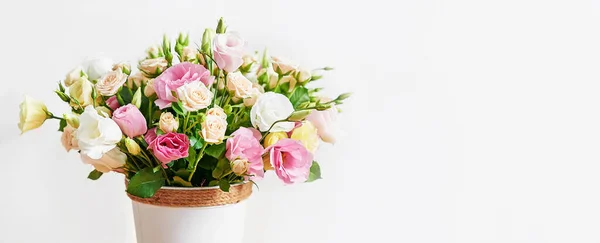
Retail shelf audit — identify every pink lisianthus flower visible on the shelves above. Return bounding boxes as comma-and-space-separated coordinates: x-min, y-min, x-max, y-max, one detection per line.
213, 32, 245, 73
144, 127, 157, 144
153, 62, 214, 109
112, 104, 147, 138
148, 132, 189, 167
266, 138, 313, 184
226, 127, 264, 179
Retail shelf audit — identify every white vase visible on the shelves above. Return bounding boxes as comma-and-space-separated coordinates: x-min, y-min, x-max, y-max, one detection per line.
128, 183, 252, 243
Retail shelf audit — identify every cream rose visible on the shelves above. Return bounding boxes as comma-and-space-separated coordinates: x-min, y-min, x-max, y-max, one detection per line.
81, 147, 127, 173
18, 95, 50, 134
159, 112, 179, 133
139, 57, 168, 77
112, 62, 131, 74
243, 87, 262, 107
144, 79, 156, 97
61, 125, 79, 152
271, 56, 298, 74
64, 66, 84, 87
231, 158, 250, 176
176, 81, 213, 112
226, 72, 254, 99
269, 75, 297, 91
296, 68, 311, 83
206, 107, 227, 120
182, 46, 198, 62
201, 114, 227, 144
96, 71, 128, 96
69, 77, 97, 108
127, 72, 147, 89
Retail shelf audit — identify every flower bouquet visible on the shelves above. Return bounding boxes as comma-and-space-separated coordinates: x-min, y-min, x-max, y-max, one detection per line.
18, 18, 349, 243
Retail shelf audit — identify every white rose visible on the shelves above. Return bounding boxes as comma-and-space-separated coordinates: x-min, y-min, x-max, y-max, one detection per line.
201, 114, 227, 144
176, 81, 213, 112
306, 102, 340, 144
82, 57, 114, 81
61, 125, 79, 152
231, 158, 250, 176
250, 92, 295, 132
18, 95, 49, 134
144, 79, 156, 97
76, 106, 123, 159
182, 46, 198, 62
226, 72, 254, 99
271, 56, 298, 74
65, 66, 84, 87
159, 112, 179, 133
81, 147, 127, 173
139, 57, 168, 77
96, 71, 128, 96
206, 107, 227, 120
69, 77, 97, 108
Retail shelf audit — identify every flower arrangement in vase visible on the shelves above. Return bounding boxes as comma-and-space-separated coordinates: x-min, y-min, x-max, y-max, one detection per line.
18, 18, 349, 199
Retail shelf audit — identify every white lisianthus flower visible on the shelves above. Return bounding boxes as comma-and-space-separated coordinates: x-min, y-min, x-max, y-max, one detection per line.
18, 95, 50, 134
64, 66, 85, 87
76, 106, 122, 159
176, 81, 213, 112
82, 57, 114, 81
250, 92, 295, 132
81, 147, 127, 173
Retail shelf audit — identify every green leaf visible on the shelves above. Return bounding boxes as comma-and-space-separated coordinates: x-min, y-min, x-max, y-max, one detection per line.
126, 167, 165, 198
208, 180, 219, 187
198, 156, 217, 170
306, 161, 322, 182
187, 146, 197, 165
173, 176, 193, 187
171, 101, 186, 116
204, 143, 226, 159
87, 169, 103, 180
279, 82, 290, 93
174, 168, 191, 179
219, 179, 230, 192
119, 86, 133, 105
212, 167, 223, 179
58, 119, 67, 132
289, 87, 310, 109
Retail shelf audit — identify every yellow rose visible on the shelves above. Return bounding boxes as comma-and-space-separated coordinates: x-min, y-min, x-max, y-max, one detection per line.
263, 132, 288, 148
18, 95, 50, 134
290, 121, 319, 153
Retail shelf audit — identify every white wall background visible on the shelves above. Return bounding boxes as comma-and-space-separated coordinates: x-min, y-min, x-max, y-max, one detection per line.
1, 0, 600, 242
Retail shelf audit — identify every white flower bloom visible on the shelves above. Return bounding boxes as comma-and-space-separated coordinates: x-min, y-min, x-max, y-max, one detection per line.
82, 57, 114, 81
76, 106, 122, 159
250, 92, 295, 132
81, 147, 127, 173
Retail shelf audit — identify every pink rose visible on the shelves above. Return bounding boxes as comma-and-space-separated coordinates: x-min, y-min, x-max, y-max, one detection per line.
306, 104, 340, 144
112, 104, 147, 138
266, 139, 313, 184
148, 132, 189, 166
213, 32, 245, 73
106, 96, 120, 110
153, 62, 214, 109
226, 127, 264, 179
144, 127, 157, 144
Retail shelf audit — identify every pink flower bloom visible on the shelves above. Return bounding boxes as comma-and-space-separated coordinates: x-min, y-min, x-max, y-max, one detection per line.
226, 127, 264, 179
144, 127, 157, 144
266, 139, 313, 184
106, 96, 120, 110
148, 132, 189, 166
213, 32, 245, 73
153, 62, 214, 109
306, 104, 340, 144
112, 104, 147, 138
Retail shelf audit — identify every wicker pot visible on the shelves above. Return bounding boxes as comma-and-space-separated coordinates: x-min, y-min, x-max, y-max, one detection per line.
127, 183, 253, 243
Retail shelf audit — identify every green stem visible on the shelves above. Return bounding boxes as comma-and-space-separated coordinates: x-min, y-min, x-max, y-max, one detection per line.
260, 119, 289, 141
188, 143, 208, 181
147, 97, 154, 127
